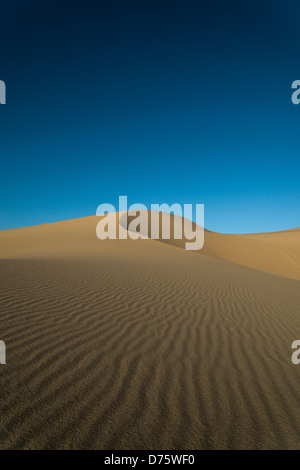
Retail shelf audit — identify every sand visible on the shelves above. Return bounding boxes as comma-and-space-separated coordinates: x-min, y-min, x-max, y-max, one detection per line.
0, 214, 299, 449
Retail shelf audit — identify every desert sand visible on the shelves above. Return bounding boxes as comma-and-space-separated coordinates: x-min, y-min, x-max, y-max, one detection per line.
0, 213, 299, 449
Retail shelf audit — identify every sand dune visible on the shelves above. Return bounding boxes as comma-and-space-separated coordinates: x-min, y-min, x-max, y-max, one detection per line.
0, 213, 299, 280
0, 213, 299, 449
203, 228, 300, 281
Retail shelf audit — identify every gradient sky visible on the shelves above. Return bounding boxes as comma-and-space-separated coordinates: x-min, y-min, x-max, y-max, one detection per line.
0, 0, 299, 233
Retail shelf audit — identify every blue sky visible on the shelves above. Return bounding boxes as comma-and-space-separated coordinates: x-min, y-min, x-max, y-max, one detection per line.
0, 0, 299, 233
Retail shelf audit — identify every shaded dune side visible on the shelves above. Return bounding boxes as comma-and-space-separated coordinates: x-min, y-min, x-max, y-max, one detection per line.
123, 211, 300, 280
0, 250, 300, 449
0, 213, 299, 279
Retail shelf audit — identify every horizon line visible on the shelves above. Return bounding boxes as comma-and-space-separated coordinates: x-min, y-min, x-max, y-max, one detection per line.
0, 212, 299, 236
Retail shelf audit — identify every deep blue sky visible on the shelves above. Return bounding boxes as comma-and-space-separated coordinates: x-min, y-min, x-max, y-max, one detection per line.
0, 0, 299, 233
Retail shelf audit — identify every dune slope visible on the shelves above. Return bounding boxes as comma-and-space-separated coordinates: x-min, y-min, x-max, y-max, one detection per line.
0, 213, 299, 280
0, 215, 299, 449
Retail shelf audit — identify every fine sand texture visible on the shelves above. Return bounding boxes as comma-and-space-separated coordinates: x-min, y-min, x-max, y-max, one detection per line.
0, 214, 299, 449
